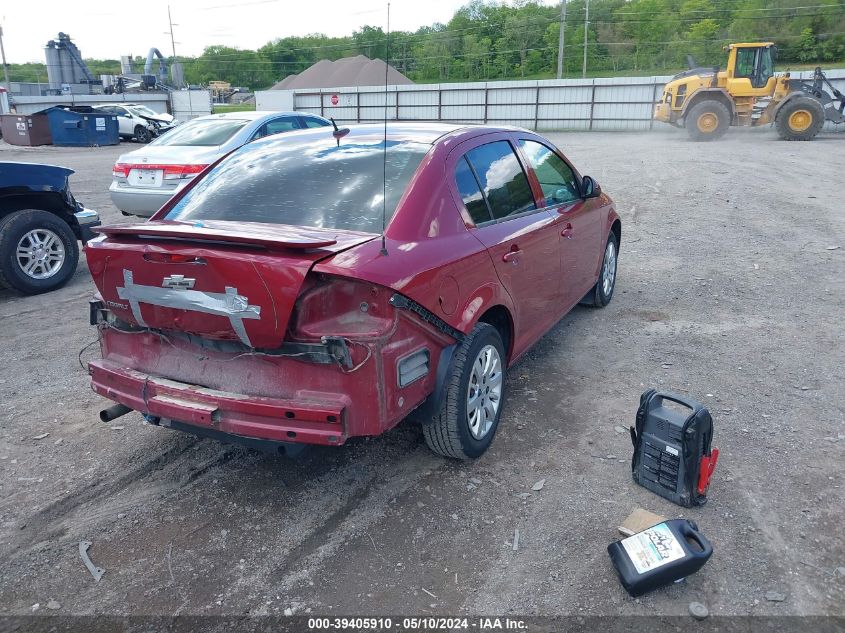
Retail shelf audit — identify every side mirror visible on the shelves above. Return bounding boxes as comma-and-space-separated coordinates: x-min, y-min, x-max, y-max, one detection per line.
582, 175, 602, 199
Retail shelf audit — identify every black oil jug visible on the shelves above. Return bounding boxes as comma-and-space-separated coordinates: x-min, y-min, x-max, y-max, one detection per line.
608, 519, 713, 597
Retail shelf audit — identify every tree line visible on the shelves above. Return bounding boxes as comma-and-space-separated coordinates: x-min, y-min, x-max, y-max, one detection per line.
7, 0, 845, 89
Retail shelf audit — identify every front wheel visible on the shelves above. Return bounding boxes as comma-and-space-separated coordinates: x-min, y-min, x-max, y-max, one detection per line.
685, 100, 730, 141
422, 323, 506, 459
0, 210, 79, 294
584, 232, 618, 308
134, 125, 152, 143
776, 97, 825, 141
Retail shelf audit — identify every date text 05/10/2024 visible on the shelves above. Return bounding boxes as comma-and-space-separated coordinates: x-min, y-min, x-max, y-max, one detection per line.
306, 617, 527, 630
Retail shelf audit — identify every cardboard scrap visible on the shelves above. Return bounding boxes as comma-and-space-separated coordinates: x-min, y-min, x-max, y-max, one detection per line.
618, 508, 666, 536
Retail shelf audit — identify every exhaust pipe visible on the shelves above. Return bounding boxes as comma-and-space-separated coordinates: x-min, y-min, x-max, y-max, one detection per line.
100, 403, 132, 423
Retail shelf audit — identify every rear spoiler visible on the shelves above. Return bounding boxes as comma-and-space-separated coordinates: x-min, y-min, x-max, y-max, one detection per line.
94, 221, 341, 250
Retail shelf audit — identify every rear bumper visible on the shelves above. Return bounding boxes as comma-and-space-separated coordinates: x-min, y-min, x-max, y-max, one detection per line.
89, 358, 350, 446
109, 181, 178, 216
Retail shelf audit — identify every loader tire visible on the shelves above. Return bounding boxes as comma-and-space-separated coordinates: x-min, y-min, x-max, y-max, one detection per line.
686, 100, 730, 141
776, 97, 824, 141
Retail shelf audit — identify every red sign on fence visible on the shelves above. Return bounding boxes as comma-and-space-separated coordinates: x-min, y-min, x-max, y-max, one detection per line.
330, 94, 339, 106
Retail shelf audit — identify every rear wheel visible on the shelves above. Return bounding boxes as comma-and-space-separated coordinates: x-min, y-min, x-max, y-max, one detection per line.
0, 210, 79, 294
776, 97, 824, 141
134, 125, 152, 143
685, 100, 730, 141
422, 323, 506, 460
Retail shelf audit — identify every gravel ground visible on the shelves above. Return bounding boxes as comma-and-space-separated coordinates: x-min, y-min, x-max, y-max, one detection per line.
0, 129, 842, 624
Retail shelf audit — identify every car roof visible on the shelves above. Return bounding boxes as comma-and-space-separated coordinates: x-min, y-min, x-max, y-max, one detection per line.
188, 110, 326, 122
247, 122, 530, 148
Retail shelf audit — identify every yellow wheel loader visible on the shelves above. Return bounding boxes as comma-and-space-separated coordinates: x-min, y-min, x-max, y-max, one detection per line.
654, 42, 845, 141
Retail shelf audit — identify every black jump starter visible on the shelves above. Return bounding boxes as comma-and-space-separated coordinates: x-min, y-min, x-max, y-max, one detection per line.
630, 390, 719, 508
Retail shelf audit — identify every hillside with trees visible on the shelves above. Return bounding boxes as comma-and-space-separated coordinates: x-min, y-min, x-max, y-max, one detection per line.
7, 0, 845, 89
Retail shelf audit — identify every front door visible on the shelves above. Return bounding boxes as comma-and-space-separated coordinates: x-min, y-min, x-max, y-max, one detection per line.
517, 138, 602, 309
452, 139, 562, 354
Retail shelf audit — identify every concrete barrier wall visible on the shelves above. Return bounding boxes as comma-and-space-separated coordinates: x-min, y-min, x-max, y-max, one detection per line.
10, 93, 171, 116
261, 69, 845, 132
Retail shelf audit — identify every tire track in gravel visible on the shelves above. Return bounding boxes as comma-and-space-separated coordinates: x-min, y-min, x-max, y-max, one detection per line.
227, 444, 447, 612
280, 319, 592, 616
1, 422, 439, 614
2, 437, 201, 555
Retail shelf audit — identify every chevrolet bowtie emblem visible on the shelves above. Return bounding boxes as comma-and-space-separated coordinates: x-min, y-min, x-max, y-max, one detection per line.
162, 275, 196, 290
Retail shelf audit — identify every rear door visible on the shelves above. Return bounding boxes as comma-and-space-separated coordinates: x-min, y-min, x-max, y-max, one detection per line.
449, 136, 562, 355
517, 138, 602, 308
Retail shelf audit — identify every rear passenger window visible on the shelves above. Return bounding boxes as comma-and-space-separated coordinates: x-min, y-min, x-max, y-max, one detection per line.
264, 117, 301, 136
302, 117, 329, 128
464, 141, 536, 221
455, 157, 492, 225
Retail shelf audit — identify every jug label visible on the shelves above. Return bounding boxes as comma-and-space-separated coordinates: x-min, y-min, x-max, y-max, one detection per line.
621, 522, 686, 574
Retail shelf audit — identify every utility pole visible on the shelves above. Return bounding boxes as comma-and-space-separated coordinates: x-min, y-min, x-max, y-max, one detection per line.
0, 25, 11, 94
166, 6, 178, 59
556, 0, 567, 79
582, 0, 590, 78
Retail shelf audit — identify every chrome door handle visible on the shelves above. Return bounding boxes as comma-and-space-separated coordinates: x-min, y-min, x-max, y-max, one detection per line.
502, 249, 522, 263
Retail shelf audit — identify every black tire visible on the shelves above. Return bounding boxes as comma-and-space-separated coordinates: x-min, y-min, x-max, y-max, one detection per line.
685, 100, 730, 141
583, 231, 619, 308
422, 323, 506, 460
776, 97, 825, 141
134, 125, 152, 143
0, 210, 79, 295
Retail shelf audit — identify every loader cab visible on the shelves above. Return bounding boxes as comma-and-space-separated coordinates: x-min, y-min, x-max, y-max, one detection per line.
726, 43, 776, 96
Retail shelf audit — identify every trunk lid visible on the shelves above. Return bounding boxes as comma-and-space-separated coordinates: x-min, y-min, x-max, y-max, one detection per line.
88, 220, 376, 349
116, 144, 222, 167
114, 146, 222, 194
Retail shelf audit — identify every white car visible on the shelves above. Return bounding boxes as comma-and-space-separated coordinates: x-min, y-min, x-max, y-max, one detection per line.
109, 111, 331, 216
94, 103, 178, 143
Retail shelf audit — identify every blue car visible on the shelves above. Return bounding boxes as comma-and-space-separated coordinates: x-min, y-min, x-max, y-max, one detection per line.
109, 111, 332, 216
0, 162, 100, 294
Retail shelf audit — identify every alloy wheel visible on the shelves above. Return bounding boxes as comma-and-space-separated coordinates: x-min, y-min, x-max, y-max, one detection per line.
466, 344, 503, 440
602, 239, 617, 296
16, 229, 66, 280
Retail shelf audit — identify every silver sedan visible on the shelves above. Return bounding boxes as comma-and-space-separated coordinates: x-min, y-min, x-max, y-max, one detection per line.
109, 111, 331, 216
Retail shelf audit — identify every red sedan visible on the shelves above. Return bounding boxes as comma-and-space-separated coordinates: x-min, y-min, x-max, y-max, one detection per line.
86, 123, 620, 459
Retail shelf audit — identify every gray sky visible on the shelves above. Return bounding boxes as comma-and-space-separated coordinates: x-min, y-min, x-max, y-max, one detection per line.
1, 0, 538, 64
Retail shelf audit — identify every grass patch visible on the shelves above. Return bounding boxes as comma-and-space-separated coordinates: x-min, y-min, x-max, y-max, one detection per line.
212, 104, 256, 113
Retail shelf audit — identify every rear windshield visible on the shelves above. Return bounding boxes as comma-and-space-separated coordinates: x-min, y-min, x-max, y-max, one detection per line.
165, 136, 430, 233
150, 118, 248, 147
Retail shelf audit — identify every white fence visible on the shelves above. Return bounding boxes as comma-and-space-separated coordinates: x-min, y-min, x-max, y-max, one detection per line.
170, 90, 213, 121
258, 69, 845, 132
9, 90, 212, 121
